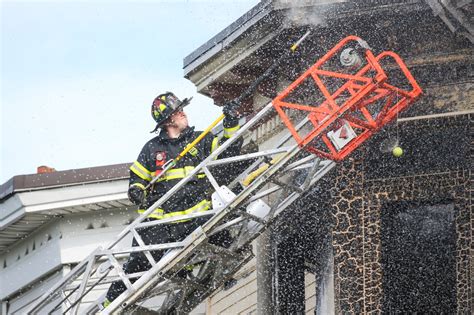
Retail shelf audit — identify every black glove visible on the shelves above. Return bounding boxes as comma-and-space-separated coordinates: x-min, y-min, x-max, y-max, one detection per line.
223, 100, 241, 119
128, 185, 145, 206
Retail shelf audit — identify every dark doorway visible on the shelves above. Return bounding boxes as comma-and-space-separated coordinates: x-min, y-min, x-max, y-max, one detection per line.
381, 201, 456, 313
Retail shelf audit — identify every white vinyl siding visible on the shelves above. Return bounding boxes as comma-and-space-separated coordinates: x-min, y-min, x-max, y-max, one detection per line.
205, 262, 317, 314
305, 272, 316, 314
206, 258, 257, 314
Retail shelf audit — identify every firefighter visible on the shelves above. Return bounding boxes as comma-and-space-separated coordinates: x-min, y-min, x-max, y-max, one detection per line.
104, 92, 242, 306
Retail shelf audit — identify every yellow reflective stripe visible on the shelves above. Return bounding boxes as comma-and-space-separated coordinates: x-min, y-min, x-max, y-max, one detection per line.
165, 167, 188, 180
159, 103, 167, 111
133, 161, 151, 175
152, 166, 206, 182
131, 183, 146, 191
130, 161, 152, 181
160, 200, 210, 219
137, 208, 164, 217
211, 137, 219, 153
137, 199, 211, 221
223, 125, 240, 138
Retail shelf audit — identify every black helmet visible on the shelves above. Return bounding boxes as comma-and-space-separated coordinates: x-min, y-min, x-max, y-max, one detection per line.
150, 92, 192, 132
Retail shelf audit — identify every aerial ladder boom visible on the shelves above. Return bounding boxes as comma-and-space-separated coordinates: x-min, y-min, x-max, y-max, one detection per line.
26, 35, 421, 314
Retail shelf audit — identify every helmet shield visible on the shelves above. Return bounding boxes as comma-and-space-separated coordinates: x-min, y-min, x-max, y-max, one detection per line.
150, 92, 191, 131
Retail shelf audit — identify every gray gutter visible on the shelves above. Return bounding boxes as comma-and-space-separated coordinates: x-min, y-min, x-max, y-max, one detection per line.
183, 0, 273, 75
0, 163, 130, 202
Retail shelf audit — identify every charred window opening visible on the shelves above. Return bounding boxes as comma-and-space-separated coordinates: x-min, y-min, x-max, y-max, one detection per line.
381, 201, 456, 313
274, 233, 306, 314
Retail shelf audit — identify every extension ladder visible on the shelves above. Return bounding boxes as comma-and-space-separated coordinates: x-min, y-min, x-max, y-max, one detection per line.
25, 35, 421, 314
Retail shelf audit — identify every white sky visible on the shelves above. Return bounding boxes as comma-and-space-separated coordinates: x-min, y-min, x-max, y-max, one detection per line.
1, 0, 260, 183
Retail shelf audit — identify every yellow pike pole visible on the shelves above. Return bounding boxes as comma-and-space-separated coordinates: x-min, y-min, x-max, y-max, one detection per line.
177, 114, 225, 161
145, 29, 311, 190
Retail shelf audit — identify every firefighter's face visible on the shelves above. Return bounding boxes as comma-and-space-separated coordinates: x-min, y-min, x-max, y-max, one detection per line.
167, 109, 188, 130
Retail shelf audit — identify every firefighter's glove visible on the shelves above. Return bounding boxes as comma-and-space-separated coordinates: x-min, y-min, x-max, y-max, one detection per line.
128, 185, 145, 206
223, 100, 241, 119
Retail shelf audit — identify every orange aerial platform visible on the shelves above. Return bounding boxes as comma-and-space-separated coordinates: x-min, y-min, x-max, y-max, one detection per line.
273, 35, 422, 161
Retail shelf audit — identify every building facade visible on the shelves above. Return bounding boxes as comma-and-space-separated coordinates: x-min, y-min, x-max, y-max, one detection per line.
184, 0, 473, 313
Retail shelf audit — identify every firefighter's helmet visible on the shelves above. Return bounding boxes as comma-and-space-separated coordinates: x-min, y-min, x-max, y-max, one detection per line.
150, 92, 192, 132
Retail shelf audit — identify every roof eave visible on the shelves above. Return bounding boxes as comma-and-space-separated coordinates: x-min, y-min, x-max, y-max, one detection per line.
0, 179, 131, 252
0, 163, 131, 202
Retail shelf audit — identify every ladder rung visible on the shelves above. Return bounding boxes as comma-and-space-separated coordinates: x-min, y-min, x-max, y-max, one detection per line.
135, 210, 218, 228
100, 242, 185, 256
